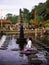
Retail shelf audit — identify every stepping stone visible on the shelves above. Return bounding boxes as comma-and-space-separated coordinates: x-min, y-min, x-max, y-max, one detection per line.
31, 60, 42, 65
11, 48, 20, 51
20, 50, 38, 56
0, 47, 7, 50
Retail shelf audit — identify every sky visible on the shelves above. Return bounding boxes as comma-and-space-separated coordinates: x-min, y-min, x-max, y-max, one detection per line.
0, 0, 46, 18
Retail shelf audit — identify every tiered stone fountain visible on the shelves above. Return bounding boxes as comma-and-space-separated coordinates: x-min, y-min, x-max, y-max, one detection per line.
17, 9, 26, 50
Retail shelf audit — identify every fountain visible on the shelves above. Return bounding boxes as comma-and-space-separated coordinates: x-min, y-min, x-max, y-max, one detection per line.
0, 31, 6, 39
0, 31, 3, 38
0, 29, 6, 39
17, 9, 27, 50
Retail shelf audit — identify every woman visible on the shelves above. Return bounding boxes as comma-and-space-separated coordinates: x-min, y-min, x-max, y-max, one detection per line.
24, 37, 32, 51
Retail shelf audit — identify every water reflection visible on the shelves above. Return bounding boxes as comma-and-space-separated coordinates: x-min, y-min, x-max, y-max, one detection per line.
0, 35, 7, 48
0, 35, 49, 65
0, 35, 28, 65
8, 37, 19, 50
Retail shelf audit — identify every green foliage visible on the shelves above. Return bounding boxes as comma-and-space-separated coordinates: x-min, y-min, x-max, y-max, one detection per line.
45, 20, 49, 27
36, 15, 44, 22
39, 22, 43, 27
12, 15, 18, 24
30, 9, 34, 19
6, 13, 18, 24
22, 8, 30, 23
5, 0, 49, 25
6, 13, 13, 21
31, 0, 49, 21
29, 19, 34, 24
45, 23, 49, 27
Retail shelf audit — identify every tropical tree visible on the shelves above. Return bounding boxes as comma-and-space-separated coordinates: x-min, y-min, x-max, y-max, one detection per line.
6, 13, 18, 24
22, 8, 30, 23
6, 13, 13, 22
11, 15, 18, 24
36, 15, 44, 22
29, 19, 34, 24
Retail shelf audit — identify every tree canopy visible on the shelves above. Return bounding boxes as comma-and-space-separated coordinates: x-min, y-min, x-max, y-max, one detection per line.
6, 13, 18, 24
5, 0, 49, 26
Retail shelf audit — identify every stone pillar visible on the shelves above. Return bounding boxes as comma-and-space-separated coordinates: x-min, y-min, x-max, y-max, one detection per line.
17, 9, 26, 50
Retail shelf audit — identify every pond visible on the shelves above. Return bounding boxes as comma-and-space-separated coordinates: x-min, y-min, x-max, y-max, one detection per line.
0, 35, 49, 65
0, 35, 28, 65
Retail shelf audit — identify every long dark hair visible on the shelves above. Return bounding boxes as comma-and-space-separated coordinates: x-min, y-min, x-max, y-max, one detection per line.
29, 37, 32, 41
